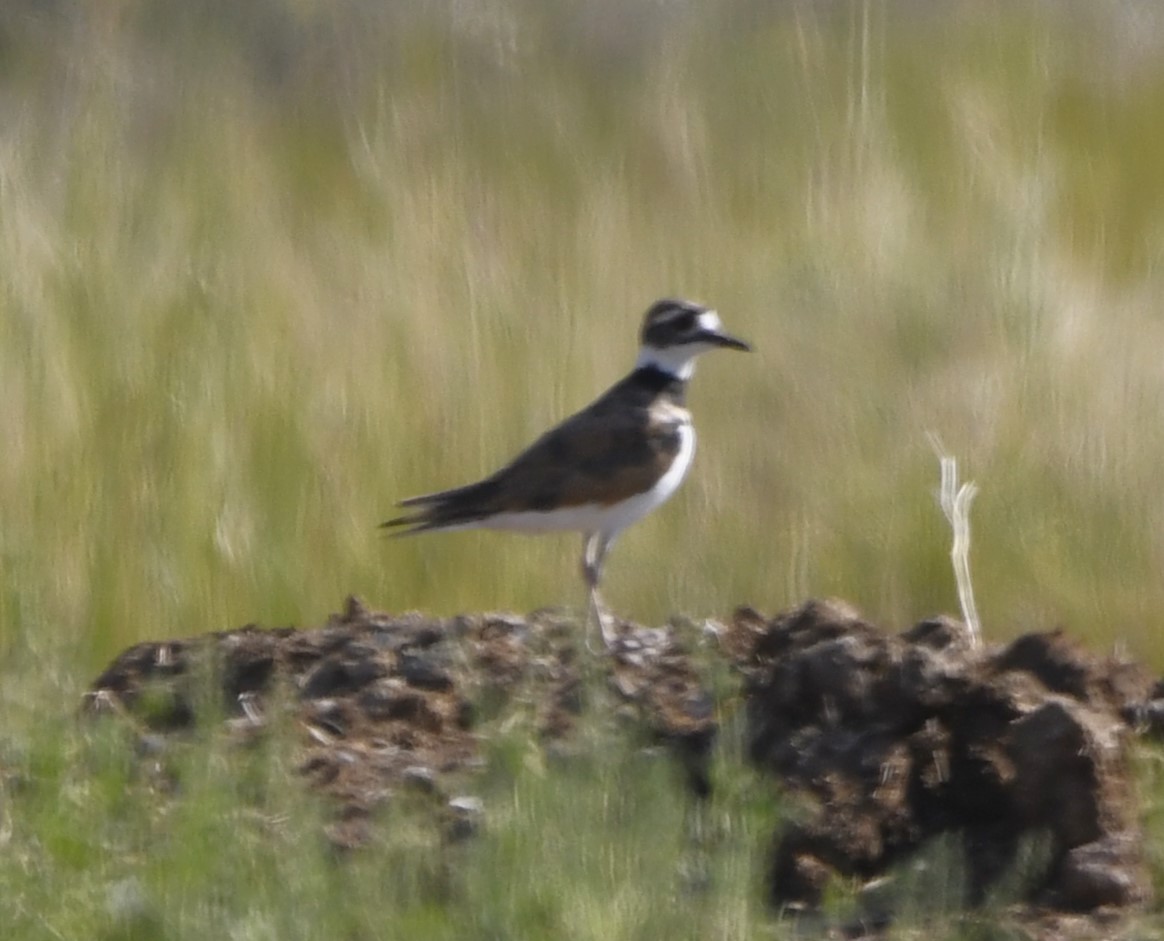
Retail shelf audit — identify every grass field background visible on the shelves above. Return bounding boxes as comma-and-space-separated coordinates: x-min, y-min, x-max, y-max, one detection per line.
3, 1, 1164, 937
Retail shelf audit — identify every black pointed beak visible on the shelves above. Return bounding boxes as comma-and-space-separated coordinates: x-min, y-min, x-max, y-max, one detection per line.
701, 329, 751, 352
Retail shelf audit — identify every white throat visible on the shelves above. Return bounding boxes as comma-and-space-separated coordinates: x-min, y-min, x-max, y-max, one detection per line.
635, 344, 697, 380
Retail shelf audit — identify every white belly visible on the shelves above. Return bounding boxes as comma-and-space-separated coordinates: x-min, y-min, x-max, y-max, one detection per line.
475, 422, 695, 539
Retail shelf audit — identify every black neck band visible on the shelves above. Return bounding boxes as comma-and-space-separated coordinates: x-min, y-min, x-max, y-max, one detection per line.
629, 365, 687, 404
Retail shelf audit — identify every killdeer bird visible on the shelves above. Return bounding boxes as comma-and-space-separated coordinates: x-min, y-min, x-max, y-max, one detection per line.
382, 298, 751, 647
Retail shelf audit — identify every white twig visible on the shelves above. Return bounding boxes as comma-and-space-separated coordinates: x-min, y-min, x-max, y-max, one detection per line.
934, 449, 982, 647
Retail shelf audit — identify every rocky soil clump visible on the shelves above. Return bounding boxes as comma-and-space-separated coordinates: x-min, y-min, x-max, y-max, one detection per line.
725, 598, 1162, 915
83, 597, 714, 848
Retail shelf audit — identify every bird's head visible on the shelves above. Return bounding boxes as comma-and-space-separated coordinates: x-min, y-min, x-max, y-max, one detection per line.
636, 298, 751, 379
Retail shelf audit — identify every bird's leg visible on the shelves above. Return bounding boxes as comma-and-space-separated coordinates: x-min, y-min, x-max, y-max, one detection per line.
581, 532, 616, 649
580, 533, 604, 651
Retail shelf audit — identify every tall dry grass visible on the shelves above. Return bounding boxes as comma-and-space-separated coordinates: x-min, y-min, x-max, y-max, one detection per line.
2, 1, 1164, 665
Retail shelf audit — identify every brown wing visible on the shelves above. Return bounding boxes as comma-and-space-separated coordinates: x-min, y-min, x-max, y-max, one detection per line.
382, 391, 687, 532
488, 399, 686, 512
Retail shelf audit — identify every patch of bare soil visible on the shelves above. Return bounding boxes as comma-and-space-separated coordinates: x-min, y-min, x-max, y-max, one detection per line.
724, 598, 1162, 920
82, 597, 713, 849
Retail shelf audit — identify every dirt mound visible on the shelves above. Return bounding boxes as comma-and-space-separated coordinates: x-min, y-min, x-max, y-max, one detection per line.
725, 599, 1160, 914
83, 597, 714, 848
83, 594, 1164, 924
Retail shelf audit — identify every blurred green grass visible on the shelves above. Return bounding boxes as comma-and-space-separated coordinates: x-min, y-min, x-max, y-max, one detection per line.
4, 1, 1164, 936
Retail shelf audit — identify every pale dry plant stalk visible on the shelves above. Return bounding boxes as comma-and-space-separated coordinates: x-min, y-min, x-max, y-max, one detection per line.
935, 449, 982, 647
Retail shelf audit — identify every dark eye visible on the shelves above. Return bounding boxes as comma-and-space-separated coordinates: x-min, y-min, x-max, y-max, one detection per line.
673, 311, 696, 331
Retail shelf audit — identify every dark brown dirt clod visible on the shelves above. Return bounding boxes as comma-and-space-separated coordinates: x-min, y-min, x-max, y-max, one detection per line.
725, 599, 1156, 914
